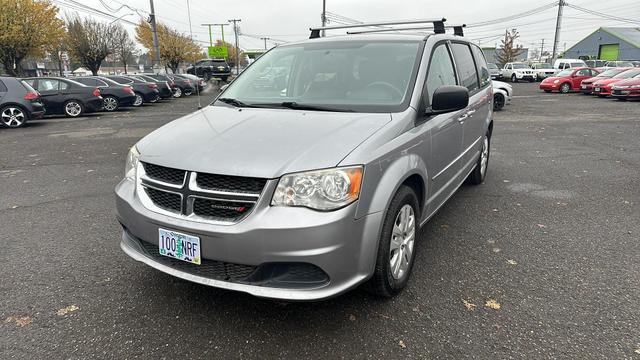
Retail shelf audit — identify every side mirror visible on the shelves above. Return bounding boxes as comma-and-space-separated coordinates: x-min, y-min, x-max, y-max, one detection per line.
427, 85, 469, 115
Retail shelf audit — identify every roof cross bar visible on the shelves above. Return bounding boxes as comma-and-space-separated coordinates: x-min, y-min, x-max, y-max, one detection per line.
346, 24, 466, 35
309, 18, 447, 39
453, 24, 466, 36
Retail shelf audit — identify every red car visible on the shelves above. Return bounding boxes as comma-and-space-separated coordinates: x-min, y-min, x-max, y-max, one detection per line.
580, 68, 631, 94
610, 75, 640, 100
592, 68, 640, 97
540, 67, 599, 93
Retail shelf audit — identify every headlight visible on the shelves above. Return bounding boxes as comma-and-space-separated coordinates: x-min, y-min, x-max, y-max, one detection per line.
553, 79, 560, 84
124, 146, 140, 180
271, 166, 363, 210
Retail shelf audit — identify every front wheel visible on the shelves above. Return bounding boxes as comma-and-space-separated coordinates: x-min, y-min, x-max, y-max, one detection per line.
1, 106, 27, 128
366, 186, 420, 297
467, 132, 491, 185
560, 83, 571, 94
103, 96, 119, 112
511, 74, 517, 83
173, 87, 183, 98
64, 100, 84, 117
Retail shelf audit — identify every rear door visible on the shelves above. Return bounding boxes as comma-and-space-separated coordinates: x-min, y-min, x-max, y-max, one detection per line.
35, 79, 65, 113
451, 42, 487, 174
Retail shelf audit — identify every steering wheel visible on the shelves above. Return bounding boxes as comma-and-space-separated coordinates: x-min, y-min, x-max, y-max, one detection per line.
366, 81, 403, 99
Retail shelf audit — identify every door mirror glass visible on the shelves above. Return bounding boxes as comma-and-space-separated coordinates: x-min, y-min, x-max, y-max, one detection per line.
428, 85, 469, 114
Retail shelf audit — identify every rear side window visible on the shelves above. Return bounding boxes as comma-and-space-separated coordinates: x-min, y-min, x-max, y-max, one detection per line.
75, 78, 95, 86
21, 80, 36, 92
0, 80, 7, 92
470, 45, 490, 87
424, 43, 458, 105
576, 69, 590, 76
451, 43, 479, 93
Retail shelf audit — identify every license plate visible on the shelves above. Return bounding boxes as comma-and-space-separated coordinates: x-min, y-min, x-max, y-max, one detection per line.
158, 228, 201, 265
581, 85, 586, 89
595, 87, 600, 92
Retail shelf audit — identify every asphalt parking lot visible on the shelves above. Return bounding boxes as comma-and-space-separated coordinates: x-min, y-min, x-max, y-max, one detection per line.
1, 82, 638, 359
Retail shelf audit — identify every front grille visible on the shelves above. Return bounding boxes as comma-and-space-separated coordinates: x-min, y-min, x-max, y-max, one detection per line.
139, 240, 256, 280
193, 198, 255, 221
143, 163, 186, 185
144, 187, 181, 212
139, 162, 266, 223
196, 173, 266, 194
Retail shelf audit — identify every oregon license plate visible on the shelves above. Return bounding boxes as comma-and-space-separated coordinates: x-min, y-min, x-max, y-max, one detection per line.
158, 228, 201, 265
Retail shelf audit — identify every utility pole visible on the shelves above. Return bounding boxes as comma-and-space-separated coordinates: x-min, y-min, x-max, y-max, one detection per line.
148, 0, 161, 69
228, 19, 241, 75
540, 38, 545, 60
551, 0, 565, 63
321, 0, 327, 37
202, 24, 215, 47
260, 37, 270, 50
212, 23, 228, 44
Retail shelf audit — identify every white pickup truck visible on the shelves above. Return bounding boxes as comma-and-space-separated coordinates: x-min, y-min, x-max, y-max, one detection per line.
501, 62, 535, 82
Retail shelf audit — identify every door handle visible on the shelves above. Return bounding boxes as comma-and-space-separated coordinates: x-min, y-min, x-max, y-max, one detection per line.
457, 114, 468, 123
466, 109, 476, 116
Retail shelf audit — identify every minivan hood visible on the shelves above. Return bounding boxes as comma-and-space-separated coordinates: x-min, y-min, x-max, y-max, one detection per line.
137, 105, 391, 178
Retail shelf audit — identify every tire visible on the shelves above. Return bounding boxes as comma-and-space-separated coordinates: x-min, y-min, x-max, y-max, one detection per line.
173, 87, 183, 98
203, 71, 211, 81
149, 94, 160, 103
493, 93, 505, 111
366, 185, 420, 298
467, 131, 491, 185
63, 100, 84, 117
184, 90, 193, 97
511, 74, 517, 83
560, 83, 571, 94
0, 106, 27, 128
102, 96, 119, 112
220, 76, 229, 82
544, 90, 552, 93
133, 93, 144, 107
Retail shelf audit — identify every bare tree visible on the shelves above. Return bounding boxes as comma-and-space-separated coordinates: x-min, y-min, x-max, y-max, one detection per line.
496, 29, 525, 66
66, 16, 117, 75
113, 25, 136, 74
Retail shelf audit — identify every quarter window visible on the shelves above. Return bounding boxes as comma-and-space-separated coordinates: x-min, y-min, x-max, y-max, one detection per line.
451, 43, 479, 92
471, 45, 490, 87
424, 44, 457, 105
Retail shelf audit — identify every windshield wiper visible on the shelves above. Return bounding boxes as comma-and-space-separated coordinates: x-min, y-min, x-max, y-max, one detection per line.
277, 102, 353, 112
217, 97, 256, 108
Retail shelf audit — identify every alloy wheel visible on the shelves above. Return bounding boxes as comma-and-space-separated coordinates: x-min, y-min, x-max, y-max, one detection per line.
65, 102, 82, 117
389, 204, 416, 280
133, 94, 143, 106
173, 88, 182, 98
480, 135, 489, 176
103, 97, 118, 111
560, 83, 570, 93
1, 107, 26, 127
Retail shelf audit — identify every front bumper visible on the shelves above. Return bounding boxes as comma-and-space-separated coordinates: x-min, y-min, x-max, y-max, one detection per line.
539, 82, 559, 91
85, 97, 104, 113
580, 84, 594, 94
593, 86, 612, 96
514, 73, 535, 80
612, 89, 640, 98
115, 179, 383, 301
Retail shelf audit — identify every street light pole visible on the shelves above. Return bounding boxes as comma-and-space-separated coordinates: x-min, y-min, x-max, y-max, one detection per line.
148, 0, 161, 69
321, 0, 326, 37
228, 19, 241, 75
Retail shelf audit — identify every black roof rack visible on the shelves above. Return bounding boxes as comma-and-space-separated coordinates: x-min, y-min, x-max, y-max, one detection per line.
346, 24, 466, 36
309, 18, 447, 39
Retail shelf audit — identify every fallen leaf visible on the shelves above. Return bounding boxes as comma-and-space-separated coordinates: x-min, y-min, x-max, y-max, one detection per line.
348, 314, 356, 321
492, 208, 499, 212
5, 316, 33, 327
462, 299, 476, 311
507, 259, 518, 266
634, 348, 640, 354
492, 248, 501, 253
502, 180, 510, 183
398, 340, 406, 349
440, 224, 449, 230
536, 224, 546, 228
56, 305, 79, 316
485, 299, 501, 310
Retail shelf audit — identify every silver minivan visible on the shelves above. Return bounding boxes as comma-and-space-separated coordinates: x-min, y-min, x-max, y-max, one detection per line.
116, 22, 493, 300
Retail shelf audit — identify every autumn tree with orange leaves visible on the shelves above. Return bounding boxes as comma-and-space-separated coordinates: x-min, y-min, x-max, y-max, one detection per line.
135, 20, 200, 74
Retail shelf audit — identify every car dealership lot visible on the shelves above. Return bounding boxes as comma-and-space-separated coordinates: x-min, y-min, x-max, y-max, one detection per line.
1, 83, 638, 358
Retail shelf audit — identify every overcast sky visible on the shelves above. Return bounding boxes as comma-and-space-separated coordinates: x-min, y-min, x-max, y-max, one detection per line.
59, 0, 640, 53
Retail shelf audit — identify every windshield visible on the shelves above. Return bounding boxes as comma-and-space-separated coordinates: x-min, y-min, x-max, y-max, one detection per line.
217, 40, 422, 112
512, 63, 529, 69
613, 69, 640, 79
534, 63, 552, 69
598, 68, 627, 77
556, 70, 573, 77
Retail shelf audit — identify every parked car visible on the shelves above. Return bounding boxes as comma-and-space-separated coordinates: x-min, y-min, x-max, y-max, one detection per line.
539, 67, 599, 93
592, 68, 640, 97
585, 59, 607, 68
488, 63, 501, 79
530, 63, 556, 81
146, 74, 179, 95
186, 58, 231, 81
492, 80, 512, 111
501, 62, 535, 82
611, 75, 640, 100
128, 74, 174, 99
105, 75, 160, 106
176, 74, 206, 91
166, 74, 196, 98
579, 68, 630, 94
0, 76, 45, 128
74, 76, 136, 111
553, 59, 587, 70
116, 30, 494, 300
22, 77, 103, 117
602, 60, 635, 69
